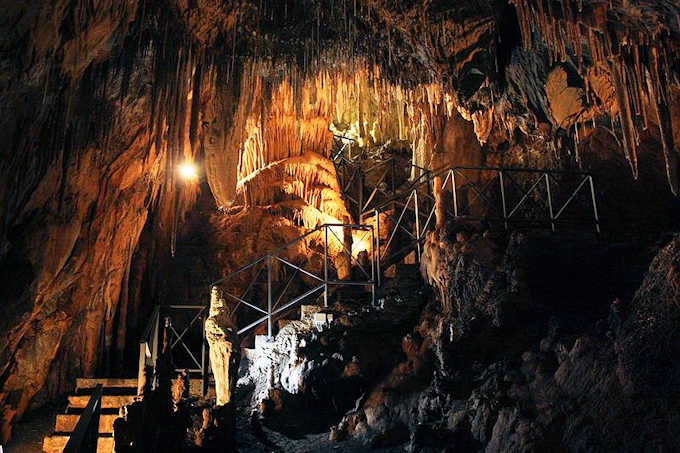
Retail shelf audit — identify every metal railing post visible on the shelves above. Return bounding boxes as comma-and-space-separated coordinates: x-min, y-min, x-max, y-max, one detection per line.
324, 226, 329, 307
451, 170, 458, 217
151, 308, 160, 389
267, 255, 272, 338
375, 208, 381, 287
137, 342, 146, 396
499, 170, 508, 230
545, 173, 555, 231
414, 189, 421, 260
358, 171, 364, 221
588, 175, 601, 234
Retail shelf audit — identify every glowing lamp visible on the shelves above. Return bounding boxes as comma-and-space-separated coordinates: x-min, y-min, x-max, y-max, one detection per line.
178, 161, 198, 181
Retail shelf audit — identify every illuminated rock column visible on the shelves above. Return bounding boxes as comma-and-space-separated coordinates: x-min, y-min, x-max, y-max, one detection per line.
205, 286, 240, 406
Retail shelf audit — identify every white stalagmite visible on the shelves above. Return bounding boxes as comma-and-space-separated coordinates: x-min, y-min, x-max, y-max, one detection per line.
205, 286, 240, 406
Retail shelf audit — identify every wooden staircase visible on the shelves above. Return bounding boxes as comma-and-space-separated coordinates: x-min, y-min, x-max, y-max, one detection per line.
42, 378, 137, 453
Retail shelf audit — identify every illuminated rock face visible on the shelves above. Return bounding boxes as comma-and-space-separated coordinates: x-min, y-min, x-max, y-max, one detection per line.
205, 287, 239, 406
0, 0, 679, 443
511, 0, 680, 193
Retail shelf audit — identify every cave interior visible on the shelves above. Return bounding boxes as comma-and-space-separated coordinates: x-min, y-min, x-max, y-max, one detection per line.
1, 0, 680, 452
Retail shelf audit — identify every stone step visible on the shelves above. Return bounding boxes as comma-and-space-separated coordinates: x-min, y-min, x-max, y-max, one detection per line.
55, 414, 117, 434
242, 347, 257, 360
300, 304, 323, 321
68, 395, 136, 409
42, 435, 114, 453
254, 334, 274, 350
76, 378, 137, 392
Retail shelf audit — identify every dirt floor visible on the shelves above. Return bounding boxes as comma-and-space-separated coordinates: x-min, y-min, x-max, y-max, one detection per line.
235, 408, 403, 452
4, 404, 59, 453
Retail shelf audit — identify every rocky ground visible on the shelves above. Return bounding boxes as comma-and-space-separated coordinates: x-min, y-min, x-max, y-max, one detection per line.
229, 228, 680, 452
3, 405, 58, 453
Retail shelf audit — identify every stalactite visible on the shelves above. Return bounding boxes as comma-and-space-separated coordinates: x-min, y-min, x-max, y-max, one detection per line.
510, 0, 679, 188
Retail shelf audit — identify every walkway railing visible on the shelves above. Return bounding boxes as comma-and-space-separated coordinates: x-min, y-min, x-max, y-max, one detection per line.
63, 384, 103, 453
136, 157, 600, 393
330, 134, 356, 161
211, 223, 377, 338
433, 166, 600, 232
335, 155, 430, 222
363, 165, 600, 274
138, 304, 209, 395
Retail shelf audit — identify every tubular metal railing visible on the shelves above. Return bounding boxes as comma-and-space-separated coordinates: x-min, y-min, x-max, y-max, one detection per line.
431, 166, 601, 233
63, 384, 103, 453
330, 133, 356, 161
211, 223, 377, 338
336, 155, 431, 223
137, 304, 210, 395
135, 157, 600, 396
363, 165, 601, 276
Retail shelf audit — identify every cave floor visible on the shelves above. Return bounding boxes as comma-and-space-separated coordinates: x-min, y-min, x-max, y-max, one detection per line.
3, 404, 59, 453
234, 407, 401, 453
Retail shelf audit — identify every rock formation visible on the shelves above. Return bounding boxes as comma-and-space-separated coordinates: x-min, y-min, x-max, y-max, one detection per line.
205, 286, 240, 406
329, 232, 680, 451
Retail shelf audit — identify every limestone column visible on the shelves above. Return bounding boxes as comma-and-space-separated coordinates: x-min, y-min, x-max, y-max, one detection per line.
205, 286, 240, 406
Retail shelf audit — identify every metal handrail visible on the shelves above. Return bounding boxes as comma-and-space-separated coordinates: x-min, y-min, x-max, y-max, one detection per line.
370, 165, 598, 220
137, 304, 209, 396
364, 164, 601, 279
331, 133, 356, 143
336, 156, 434, 222
211, 223, 377, 338
63, 384, 103, 453
330, 134, 357, 161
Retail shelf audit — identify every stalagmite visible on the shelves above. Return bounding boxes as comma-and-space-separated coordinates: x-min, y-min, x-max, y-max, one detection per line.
205, 287, 240, 406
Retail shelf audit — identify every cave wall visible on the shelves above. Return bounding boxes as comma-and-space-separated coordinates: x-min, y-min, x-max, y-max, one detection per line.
0, 0, 206, 439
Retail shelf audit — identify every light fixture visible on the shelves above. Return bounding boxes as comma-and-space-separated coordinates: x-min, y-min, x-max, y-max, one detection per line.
178, 161, 198, 181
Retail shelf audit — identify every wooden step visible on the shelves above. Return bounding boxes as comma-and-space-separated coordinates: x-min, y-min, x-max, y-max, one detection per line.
55, 414, 117, 434
76, 378, 137, 391
43, 435, 114, 453
68, 395, 136, 409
